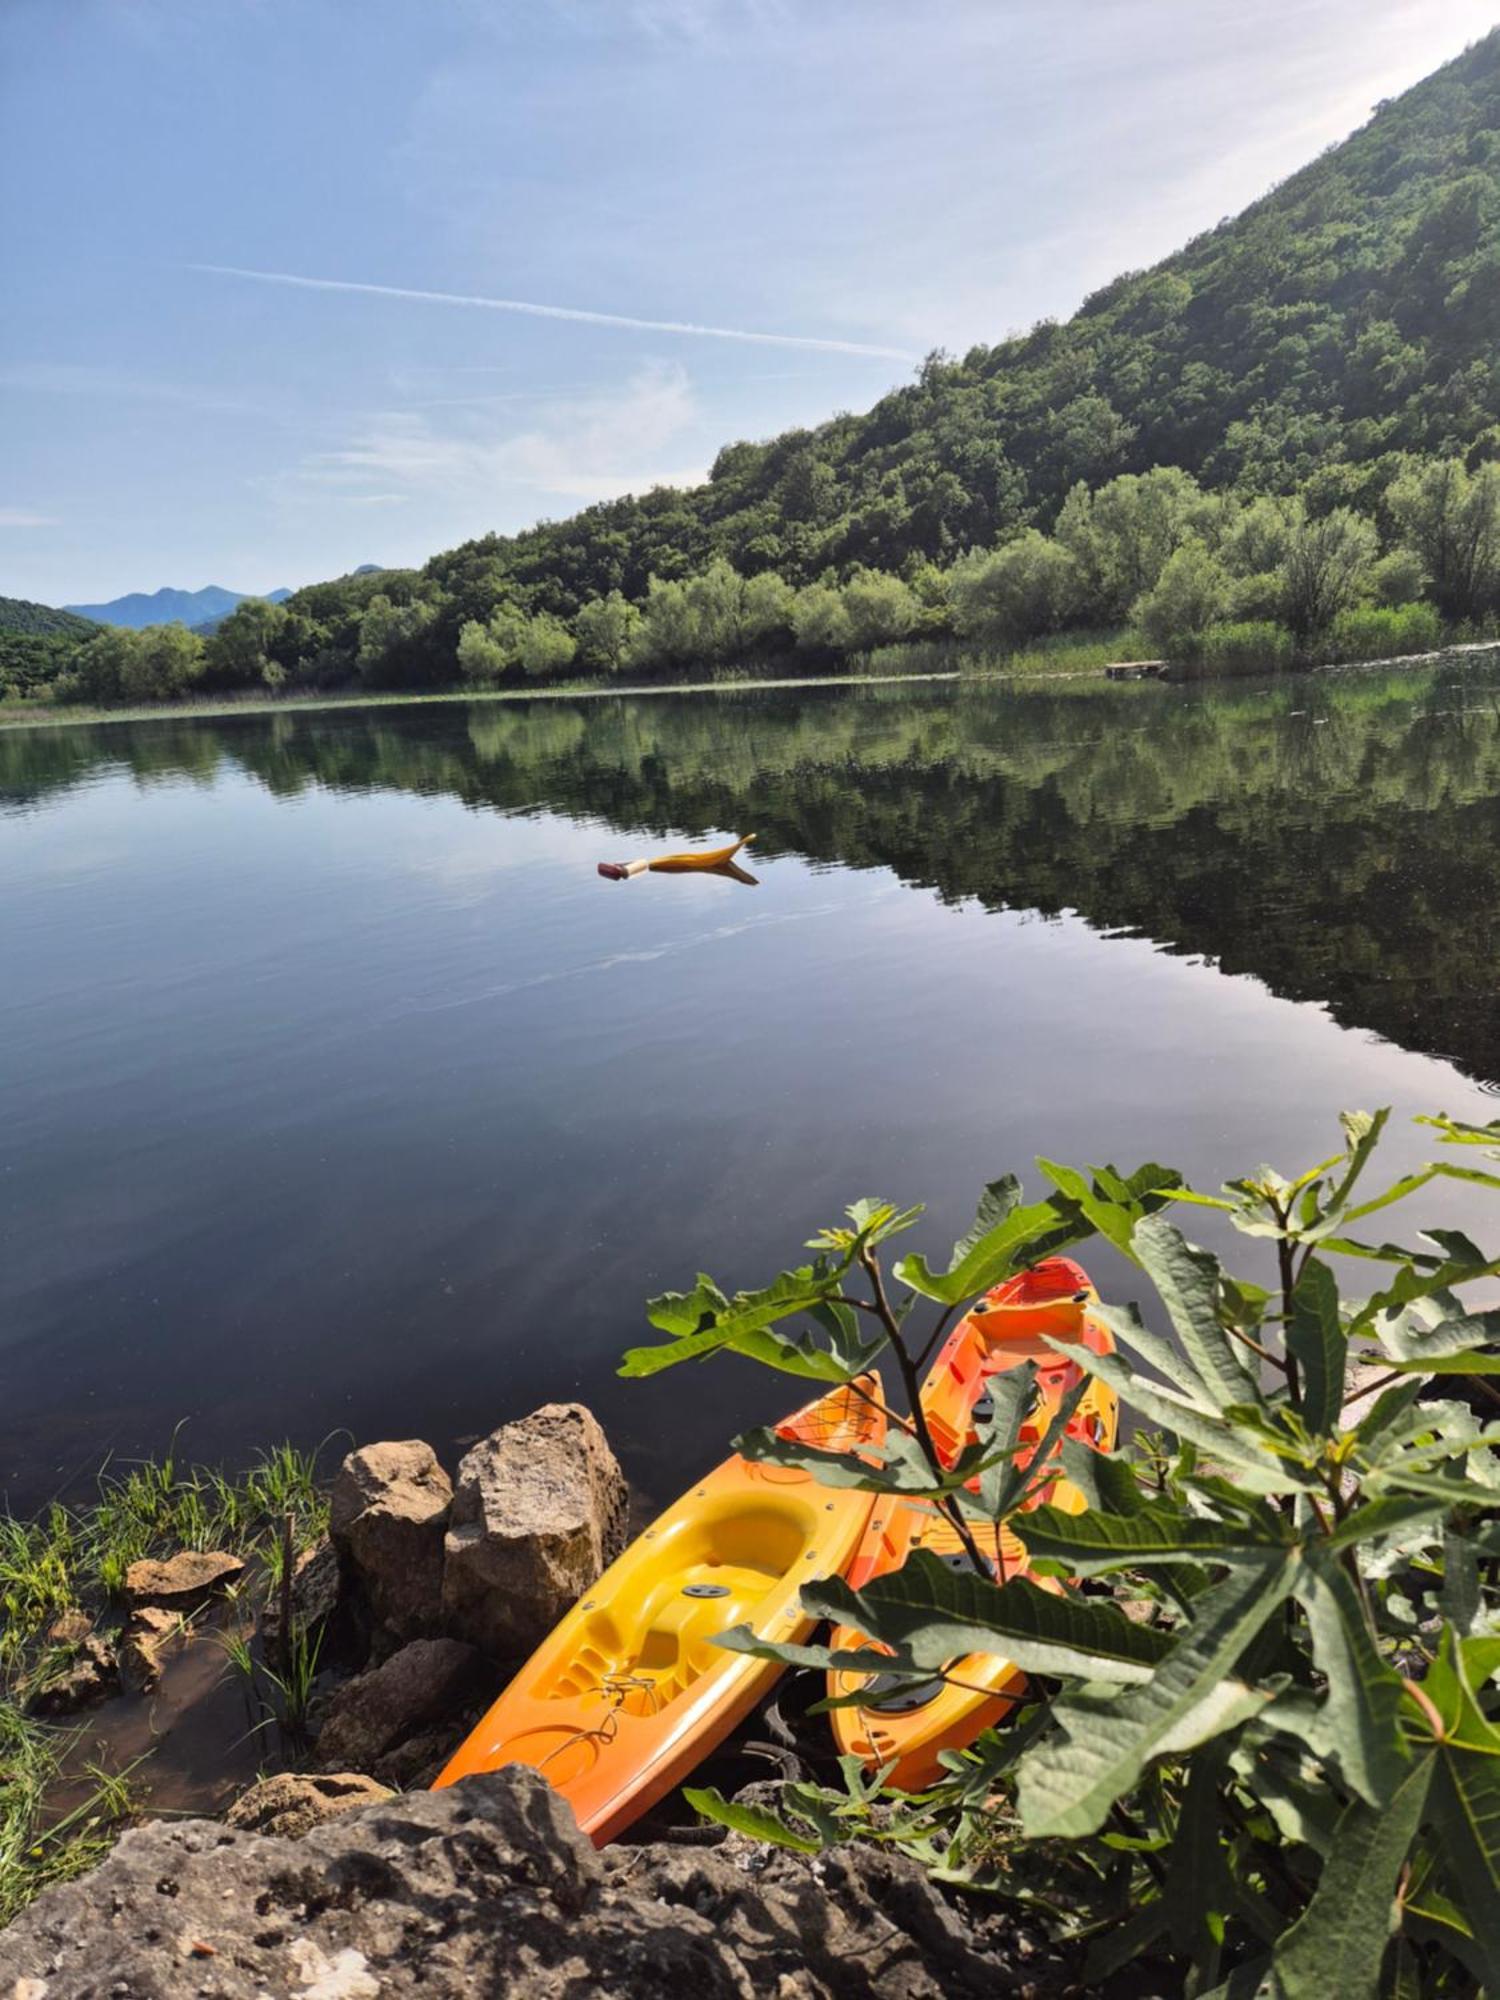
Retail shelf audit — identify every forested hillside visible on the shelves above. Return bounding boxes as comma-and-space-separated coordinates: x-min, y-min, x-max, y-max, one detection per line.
0, 598, 101, 698
13, 29, 1500, 710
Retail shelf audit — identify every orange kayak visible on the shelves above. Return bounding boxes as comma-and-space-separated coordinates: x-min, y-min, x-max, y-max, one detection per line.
829, 1260, 1115, 1788
434, 1373, 885, 1842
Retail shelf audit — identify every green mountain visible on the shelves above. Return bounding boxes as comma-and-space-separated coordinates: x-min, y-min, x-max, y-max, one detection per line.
0, 598, 102, 699
30, 30, 1500, 707
0, 597, 98, 641
467, 28, 1500, 607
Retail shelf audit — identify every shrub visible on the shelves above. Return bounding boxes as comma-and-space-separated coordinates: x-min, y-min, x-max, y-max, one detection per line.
949, 532, 1080, 650
1326, 601, 1444, 664
625, 1111, 1500, 1997
1198, 618, 1296, 673
1132, 538, 1229, 658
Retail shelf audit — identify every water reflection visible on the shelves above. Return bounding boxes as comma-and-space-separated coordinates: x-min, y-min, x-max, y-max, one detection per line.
5, 663, 1500, 1513
6, 659, 1500, 1084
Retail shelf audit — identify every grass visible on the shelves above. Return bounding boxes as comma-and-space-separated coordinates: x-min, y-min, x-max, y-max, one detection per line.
0, 1702, 138, 1931
0, 1437, 335, 1929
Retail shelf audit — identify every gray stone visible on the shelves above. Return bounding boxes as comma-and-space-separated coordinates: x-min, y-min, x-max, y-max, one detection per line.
225, 1770, 392, 1840
442, 1402, 629, 1660
3, 1767, 1042, 1996
329, 1439, 452, 1638
314, 1636, 491, 1772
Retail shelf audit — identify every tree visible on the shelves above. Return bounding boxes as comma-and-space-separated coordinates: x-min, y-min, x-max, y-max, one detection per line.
1132, 539, 1229, 658
1054, 467, 1215, 620
840, 571, 919, 650
206, 598, 289, 691
791, 582, 851, 653
949, 532, 1080, 650
1386, 456, 1500, 621
516, 612, 577, 679
574, 591, 642, 674
356, 594, 439, 686
1277, 505, 1378, 641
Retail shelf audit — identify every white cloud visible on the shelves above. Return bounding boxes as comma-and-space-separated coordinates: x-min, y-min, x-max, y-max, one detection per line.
272, 361, 707, 515
0, 508, 58, 529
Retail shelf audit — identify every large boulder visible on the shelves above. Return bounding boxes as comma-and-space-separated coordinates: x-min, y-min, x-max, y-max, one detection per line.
2, 1767, 1051, 1996
442, 1402, 629, 1660
314, 1636, 491, 1778
225, 1771, 392, 1840
329, 1439, 452, 1638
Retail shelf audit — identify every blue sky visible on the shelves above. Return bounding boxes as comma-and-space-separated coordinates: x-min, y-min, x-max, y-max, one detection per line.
2, 0, 1495, 606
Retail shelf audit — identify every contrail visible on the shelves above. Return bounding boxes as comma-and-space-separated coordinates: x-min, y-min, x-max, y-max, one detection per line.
188, 264, 915, 362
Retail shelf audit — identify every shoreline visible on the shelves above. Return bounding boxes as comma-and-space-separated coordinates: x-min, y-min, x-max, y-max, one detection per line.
3, 636, 1498, 735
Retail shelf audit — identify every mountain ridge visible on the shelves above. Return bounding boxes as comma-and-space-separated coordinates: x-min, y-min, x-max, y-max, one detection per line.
64, 584, 294, 631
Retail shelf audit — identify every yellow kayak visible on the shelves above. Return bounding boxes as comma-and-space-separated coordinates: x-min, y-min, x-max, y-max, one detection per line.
599, 834, 755, 880
434, 1371, 885, 1842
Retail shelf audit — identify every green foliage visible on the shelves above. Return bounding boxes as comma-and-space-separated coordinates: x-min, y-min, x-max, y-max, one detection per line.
1387, 459, 1500, 623
573, 590, 641, 673
1134, 539, 1230, 658
642, 1111, 1500, 1996
949, 530, 1080, 649
1198, 619, 1297, 674
1328, 602, 1445, 665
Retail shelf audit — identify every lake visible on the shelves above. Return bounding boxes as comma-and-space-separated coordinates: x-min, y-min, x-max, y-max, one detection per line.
4, 662, 1500, 1514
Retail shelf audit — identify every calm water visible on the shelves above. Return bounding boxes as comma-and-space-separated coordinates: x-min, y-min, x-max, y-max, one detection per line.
4, 663, 1500, 1512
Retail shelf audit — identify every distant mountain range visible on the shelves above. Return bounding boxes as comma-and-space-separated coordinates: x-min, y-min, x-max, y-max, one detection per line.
63, 584, 294, 632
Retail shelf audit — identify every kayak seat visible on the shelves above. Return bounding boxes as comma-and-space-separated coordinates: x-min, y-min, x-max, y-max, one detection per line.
529, 1499, 818, 1713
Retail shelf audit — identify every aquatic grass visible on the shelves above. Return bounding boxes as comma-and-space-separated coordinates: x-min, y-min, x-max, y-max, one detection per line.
0, 1700, 138, 1929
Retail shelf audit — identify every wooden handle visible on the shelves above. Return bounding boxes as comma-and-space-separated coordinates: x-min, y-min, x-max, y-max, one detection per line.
598, 858, 649, 880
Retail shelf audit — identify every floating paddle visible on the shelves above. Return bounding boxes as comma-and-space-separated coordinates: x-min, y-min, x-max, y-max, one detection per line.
597, 834, 755, 881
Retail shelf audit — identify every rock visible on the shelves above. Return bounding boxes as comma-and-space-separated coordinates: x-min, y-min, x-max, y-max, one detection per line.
315, 1636, 491, 1772
119, 1605, 186, 1690
225, 1771, 392, 1840
45, 1609, 94, 1647
123, 1549, 245, 1608
330, 1439, 452, 1638
3, 1767, 1049, 1996
24, 1634, 118, 1715
260, 1535, 343, 1646
442, 1402, 629, 1660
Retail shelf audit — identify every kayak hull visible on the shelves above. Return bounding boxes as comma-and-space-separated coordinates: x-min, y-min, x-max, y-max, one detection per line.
830, 1260, 1116, 1788
434, 1374, 884, 1843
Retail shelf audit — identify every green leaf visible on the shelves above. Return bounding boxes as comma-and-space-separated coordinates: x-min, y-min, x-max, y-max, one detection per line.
1166, 1741, 1233, 1960
682, 1786, 822, 1853
1256, 1752, 1434, 2000
1381, 1347, 1500, 1374
621, 1256, 854, 1377
798, 1551, 1174, 1682
1016, 1553, 1298, 1838
1132, 1215, 1261, 1407
893, 1189, 1081, 1305
1046, 1341, 1304, 1489
1295, 1548, 1410, 1806
712, 1624, 920, 1675
1016, 1498, 1281, 1573
1286, 1258, 1346, 1435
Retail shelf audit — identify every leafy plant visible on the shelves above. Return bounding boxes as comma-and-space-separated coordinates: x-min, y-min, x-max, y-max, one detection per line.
629, 1111, 1500, 1998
